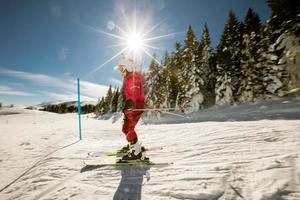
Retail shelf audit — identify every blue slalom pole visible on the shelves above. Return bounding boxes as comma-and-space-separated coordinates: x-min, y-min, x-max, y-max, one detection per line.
77, 78, 82, 140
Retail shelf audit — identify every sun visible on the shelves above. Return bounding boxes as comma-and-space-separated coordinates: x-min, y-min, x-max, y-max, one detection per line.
84, 8, 181, 77
127, 33, 143, 52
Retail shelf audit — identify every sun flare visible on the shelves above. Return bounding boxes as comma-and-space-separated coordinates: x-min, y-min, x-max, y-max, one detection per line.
127, 33, 143, 52
84, 8, 181, 77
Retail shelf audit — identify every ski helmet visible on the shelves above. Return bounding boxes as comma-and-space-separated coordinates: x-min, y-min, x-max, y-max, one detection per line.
119, 53, 135, 72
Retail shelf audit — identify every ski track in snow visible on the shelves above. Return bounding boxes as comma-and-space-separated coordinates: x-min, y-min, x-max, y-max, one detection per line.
0, 100, 300, 200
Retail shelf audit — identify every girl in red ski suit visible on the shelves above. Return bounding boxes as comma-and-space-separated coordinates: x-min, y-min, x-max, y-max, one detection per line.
122, 70, 144, 144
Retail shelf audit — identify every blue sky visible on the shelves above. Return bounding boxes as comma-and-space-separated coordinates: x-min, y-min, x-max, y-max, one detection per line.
0, 0, 271, 106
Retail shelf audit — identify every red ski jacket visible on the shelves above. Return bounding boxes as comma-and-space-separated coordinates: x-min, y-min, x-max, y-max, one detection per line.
124, 71, 145, 109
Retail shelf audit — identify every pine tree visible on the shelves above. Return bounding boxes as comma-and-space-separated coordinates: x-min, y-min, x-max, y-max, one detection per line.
172, 42, 185, 108
68, 105, 76, 113
244, 8, 262, 34
117, 85, 124, 112
181, 25, 201, 111
99, 97, 105, 115
103, 85, 113, 113
215, 10, 243, 105
111, 87, 119, 113
239, 8, 263, 102
95, 97, 103, 115
215, 73, 234, 105
158, 52, 173, 108
259, 21, 290, 97
198, 23, 215, 107
167, 51, 180, 108
60, 103, 67, 113
266, 0, 299, 34
265, 0, 299, 94
144, 55, 160, 108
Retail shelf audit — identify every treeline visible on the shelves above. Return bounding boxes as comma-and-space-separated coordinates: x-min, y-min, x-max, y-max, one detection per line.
0, 103, 14, 108
42, 102, 95, 114
95, 85, 124, 116
95, 0, 299, 115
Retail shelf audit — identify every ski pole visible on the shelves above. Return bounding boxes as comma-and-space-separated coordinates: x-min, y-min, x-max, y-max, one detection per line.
129, 108, 189, 118
159, 110, 189, 118
131, 106, 185, 113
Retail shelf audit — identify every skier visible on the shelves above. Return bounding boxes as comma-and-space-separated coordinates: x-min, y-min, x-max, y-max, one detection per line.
118, 54, 145, 161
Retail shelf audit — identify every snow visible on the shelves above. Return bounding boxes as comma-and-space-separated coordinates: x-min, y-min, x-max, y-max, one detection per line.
188, 93, 204, 112
215, 74, 234, 105
0, 97, 300, 199
277, 33, 298, 52
266, 75, 283, 94
269, 54, 278, 61
278, 57, 286, 65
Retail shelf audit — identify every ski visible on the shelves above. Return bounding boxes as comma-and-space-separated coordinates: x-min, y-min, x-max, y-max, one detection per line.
88, 147, 163, 158
81, 161, 173, 172
106, 151, 127, 157
87, 151, 126, 157
88, 151, 128, 157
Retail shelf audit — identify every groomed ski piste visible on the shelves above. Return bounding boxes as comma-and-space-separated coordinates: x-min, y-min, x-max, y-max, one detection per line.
0, 97, 300, 200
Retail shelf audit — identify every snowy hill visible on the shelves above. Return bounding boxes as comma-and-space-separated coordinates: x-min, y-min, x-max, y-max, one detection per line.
0, 98, 300, 200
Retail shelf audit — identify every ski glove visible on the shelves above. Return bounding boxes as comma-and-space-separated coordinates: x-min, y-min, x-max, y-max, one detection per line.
124, 100, 133, 109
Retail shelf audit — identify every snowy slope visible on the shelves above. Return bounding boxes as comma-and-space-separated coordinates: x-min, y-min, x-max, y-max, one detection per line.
0, 99, 300, 200
143, 97, 300, 124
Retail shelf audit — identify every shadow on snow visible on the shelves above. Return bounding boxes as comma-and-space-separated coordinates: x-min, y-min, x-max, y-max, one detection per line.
113, 166, 150, 200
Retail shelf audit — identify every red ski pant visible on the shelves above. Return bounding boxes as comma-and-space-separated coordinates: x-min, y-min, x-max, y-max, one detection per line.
122, 110, 143, 143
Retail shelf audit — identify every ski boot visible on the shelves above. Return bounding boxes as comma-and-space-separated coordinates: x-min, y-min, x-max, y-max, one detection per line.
117, 144, 130, 153
120, 142, 149, 162
117, 143, 146, 154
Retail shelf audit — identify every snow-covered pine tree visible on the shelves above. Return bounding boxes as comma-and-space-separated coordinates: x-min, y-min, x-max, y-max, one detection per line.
215, 10, 243, 105
167, 49, 180, 108
152, 52, 172, 109
181, 25, 203, 111
266, 0, 299, 38
144, 54, 160, 108
94, 98, 101, 116
148, 57, 172, 110
260, 0, 299, 97
172, 42, 185, 108
239, 8, 263, 102
103, 85, 113, 113
282, 15, 300, 91
111, 87, 119, 113
95, 96, 105, 116
117, 85, 124, 112
198, 23, 215, 107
